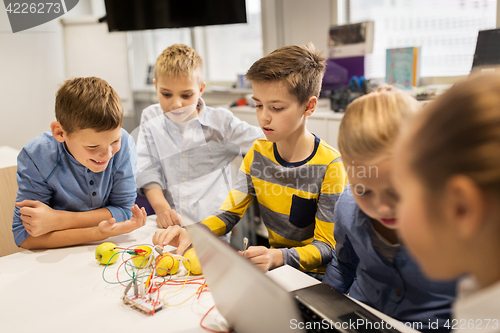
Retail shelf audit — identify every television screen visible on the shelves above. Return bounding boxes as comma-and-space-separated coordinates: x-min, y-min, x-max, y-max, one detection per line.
104, 0, 247, 32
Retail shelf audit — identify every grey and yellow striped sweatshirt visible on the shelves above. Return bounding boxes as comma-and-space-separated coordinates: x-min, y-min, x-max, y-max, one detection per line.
202, 136, 347, 273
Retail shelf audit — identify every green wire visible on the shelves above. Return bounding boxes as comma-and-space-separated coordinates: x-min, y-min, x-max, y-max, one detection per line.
101, 251, 155, 285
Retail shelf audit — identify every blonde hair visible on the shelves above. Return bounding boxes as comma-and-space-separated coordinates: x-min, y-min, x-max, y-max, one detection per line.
339, 86, 421, 163
55, 77, 123, 134
154, 44, 203, 85
408, 73, 500, 195
245, 43, 326, 105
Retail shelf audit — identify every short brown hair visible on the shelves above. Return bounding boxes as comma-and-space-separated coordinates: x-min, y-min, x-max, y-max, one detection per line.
55, 77, 123, 134
245, 43, 326, 105
154, 44, 203, 84
408, 73, 500, 195
339, 86, 421, 163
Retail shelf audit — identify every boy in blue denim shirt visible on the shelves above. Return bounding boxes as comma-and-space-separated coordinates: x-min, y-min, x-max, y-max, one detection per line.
13, 77, 146, 249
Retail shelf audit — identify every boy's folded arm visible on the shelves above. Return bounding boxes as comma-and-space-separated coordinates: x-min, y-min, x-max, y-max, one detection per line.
12, 208, 109, 248
14, 149, 55, 233
19, 140, 141, 245
15, 202, 135, 243
19, 226, 109, 249
14, 152, 112, 237
52, 208, 114, 228
19, 206, 146, 249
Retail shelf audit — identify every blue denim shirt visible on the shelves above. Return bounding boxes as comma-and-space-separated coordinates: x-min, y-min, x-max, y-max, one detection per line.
324, 186, 456, 331
12, 128, 137, 246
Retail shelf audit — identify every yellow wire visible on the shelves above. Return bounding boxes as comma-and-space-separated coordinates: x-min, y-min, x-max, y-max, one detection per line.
165, 281, 207, 307
164, 290, 199, 307
106, 247, 204, 308
162, 258, 192, 304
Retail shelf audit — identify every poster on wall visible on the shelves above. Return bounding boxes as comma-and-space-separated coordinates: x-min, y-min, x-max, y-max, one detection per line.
385, 47, 421, 89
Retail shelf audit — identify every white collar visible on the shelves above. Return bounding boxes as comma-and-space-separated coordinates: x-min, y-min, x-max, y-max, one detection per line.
453, 275, 500, 332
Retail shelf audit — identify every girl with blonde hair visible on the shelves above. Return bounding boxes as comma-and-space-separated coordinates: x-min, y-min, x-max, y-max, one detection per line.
393, 74, 500, 331
324, 87, 456, 332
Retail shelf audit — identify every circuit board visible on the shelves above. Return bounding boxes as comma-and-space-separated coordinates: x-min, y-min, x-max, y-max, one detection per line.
122, 294, 163, 315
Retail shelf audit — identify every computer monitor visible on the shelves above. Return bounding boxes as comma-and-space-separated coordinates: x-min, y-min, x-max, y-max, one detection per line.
472, 28, 500, 70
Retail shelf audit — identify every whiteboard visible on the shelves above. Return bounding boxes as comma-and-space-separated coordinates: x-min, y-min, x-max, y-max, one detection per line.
62, 16, 134, 116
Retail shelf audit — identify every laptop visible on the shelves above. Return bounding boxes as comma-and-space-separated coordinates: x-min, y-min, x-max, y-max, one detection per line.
186, 223, 401, 333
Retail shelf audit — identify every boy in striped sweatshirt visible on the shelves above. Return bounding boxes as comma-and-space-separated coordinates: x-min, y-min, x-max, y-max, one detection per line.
153, 43, 347, 275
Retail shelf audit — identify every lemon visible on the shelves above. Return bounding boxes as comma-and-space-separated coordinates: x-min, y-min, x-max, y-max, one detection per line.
183, 248, 202, 275
155, 254, 180, 276
95, 242, 119, 265
131, 245, 153, 268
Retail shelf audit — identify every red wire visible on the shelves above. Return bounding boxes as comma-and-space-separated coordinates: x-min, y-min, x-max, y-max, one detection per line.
200, 305, 232, 333
115, 246, 147, 254
116, 254, 152, 287
116, 256, 137, 287
109, 250, 210, 316
151, 286, 161, 316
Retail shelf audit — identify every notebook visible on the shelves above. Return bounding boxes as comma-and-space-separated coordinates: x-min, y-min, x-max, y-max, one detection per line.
186, 223, 401, 333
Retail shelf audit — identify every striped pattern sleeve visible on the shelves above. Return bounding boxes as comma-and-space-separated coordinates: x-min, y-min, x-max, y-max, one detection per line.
201, 149, 255, 236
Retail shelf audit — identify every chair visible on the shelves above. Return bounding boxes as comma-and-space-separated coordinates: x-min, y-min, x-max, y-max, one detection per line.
0, 165, 20, 257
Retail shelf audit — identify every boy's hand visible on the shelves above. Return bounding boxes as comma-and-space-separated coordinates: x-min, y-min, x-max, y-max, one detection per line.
152, 225, 191, 255
16, 200, 62, 237
240, 246, 272, 272
240, 246, 284, 273
97, 205, 147, 238
155, 208, 181, 228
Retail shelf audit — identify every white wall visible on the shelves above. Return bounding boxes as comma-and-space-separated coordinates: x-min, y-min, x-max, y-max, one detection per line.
262, 0, 333, 55
0, 1, 93, 151
1, 0, 334, 151
282, 0, 331, 53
